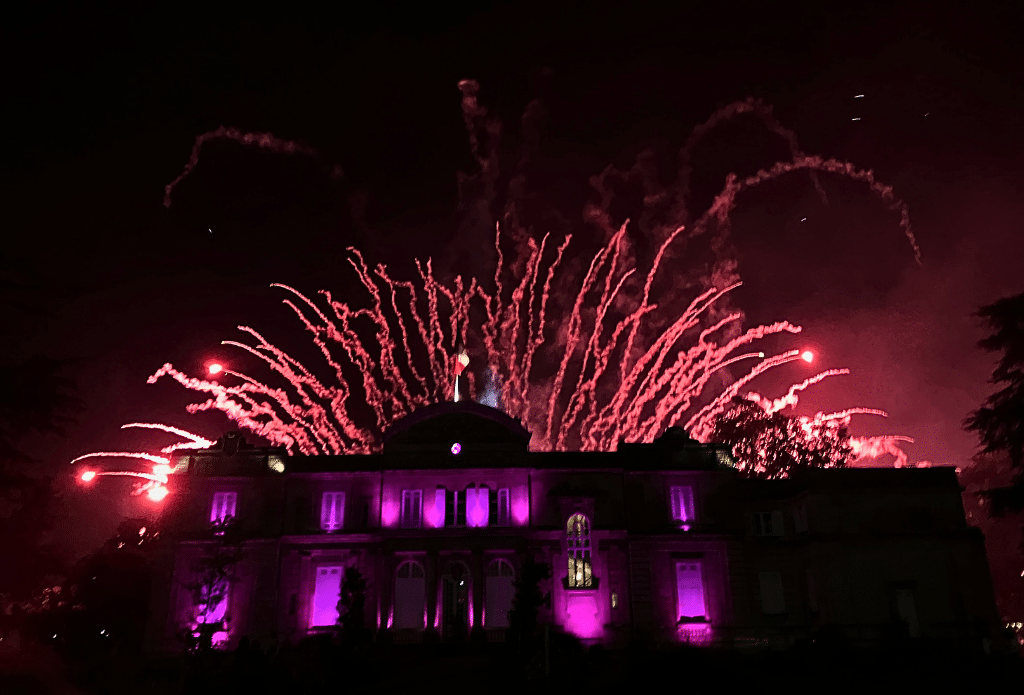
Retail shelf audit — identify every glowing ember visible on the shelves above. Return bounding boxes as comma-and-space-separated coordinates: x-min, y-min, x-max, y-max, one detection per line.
147, 485, 169, 502
801, 351, 814, 363
80, 470, 97, 482
208, 363, 223, 375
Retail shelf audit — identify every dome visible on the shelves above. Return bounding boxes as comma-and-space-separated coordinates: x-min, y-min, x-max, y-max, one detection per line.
382, 401, 531, 455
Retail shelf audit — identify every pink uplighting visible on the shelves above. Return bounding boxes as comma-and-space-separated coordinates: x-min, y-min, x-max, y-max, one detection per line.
564, 592, 603, 640
380, 498, 400, 527
512, 487, 530, 525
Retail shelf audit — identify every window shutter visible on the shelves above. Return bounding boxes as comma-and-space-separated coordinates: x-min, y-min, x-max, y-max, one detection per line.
670, 487, 682, 521
770, 510, 784, 536
445, 489, 455, 526
497, 488, 510, 526
320, 493, 332, 530
489, 488, 499, 524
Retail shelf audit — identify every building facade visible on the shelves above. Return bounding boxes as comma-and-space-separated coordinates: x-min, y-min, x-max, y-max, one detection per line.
144, 401, 1004, 652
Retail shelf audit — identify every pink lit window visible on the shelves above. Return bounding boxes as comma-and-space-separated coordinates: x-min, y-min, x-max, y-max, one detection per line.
311, 566, 342, 627
320, 492, 345, 532
195, 579, 229, 630
490, 488, 510, 527
485, 559, 515, 628
210, 491, 237, 524
401, 490, 422, 528
669, 486, 694, 525
566, 513, 594, 589
675, 562, 707, 623
394, 560, 426, 629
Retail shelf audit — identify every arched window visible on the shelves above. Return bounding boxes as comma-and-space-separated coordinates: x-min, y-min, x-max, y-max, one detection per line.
393, 560, 425, 629
566, 513, 594, 589
485, 559, 515, 628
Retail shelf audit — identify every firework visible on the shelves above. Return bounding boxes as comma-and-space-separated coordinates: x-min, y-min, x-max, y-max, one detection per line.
75, 87, 921, 473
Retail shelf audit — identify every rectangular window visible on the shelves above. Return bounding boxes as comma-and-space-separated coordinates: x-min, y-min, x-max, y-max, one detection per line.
196, 579, 229, 640
492, 488, 510, 526
759, 571, 785, 614
311, 566, 343, 627
320, 492, 345, 532
754, 511, 785, 536
793, 504, 809, 534
670, 486, 695, 525
401, 489, 422, 528
210, 491, 237, 524
675, 562, 708, 622
445, 489, 466, 527
468, 487, 489, 527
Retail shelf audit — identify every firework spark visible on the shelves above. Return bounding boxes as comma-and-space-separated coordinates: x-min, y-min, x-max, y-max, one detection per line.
76, 88, 921, 470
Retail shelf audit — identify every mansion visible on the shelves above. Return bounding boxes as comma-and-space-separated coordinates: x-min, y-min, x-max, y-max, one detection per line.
143, 401, 1004, 652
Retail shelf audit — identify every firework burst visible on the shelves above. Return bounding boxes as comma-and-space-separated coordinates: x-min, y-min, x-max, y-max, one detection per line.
75, 85, 922, 478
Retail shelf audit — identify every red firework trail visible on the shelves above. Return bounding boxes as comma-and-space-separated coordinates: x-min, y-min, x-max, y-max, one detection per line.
134, 223, 904, 458
163, 126, 340, 208
76, 90, 922, 470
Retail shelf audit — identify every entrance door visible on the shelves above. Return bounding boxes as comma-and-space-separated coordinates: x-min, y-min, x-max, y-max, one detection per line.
441, 561, 470, 640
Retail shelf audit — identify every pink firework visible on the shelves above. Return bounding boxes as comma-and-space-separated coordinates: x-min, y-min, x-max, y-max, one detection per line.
75, 86, 921, 469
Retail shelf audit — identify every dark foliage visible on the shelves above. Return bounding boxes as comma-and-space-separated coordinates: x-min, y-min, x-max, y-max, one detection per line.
965, 291, 1024, 515
708, 397, 851, 479
508, 559, 551, 653
180, 517, 244, 654
335, 565, 369, 645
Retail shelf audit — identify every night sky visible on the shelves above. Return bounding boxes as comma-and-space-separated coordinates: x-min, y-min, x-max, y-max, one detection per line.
3, 2, 1022, 577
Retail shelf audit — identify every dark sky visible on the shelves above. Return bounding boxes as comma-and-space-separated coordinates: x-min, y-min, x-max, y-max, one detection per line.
2, 2, 1022, 558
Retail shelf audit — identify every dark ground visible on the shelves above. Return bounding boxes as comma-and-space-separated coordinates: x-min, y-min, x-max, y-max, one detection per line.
2, 633, 1022, 695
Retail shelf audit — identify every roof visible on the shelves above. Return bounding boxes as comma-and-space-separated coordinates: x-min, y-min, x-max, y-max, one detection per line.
382, 401, 532, 455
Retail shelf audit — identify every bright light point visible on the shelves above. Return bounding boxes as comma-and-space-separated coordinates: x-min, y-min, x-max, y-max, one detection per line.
208, 363, 223, 375
758, 352, 765, 358
147, 486, 169, 502
451, 442, 462, 455
854, 94, 865, 98
801, 351, 814, 363
457, 352, 469, 368
851, 117, 861, 121
152, 464, 172, 477
80, 470, 97, 482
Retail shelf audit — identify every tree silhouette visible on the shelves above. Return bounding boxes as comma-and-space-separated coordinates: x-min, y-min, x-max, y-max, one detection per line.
708, 398, 851, 479
965, 291, 1024, 515
336, 565, 367, 646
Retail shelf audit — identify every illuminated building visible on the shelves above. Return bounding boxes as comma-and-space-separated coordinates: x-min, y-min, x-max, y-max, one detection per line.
143, 401, 1004, 651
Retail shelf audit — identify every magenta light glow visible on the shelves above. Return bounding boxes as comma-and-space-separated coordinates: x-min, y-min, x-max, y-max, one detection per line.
424, 488, 445, 528
450, 442, 462, 455
467, 488, 489, 527
512, 489, 529, 525
381, 494, 400, 527
564, 592, 603, 640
